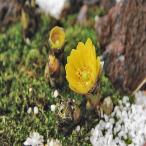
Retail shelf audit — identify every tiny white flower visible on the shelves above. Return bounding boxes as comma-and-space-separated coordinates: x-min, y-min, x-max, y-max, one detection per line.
29, 87, 33, 92
76, 125, 80, 132
47, 138, 62, 146
27, 107, 32, 114
34, 106, 39, 114
51, 105, 56, 112
24, 132, 44, 146
53, 90, 59, 98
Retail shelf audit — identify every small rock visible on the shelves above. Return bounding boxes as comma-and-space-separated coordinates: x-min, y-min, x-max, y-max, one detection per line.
51, 104, 56, 112
53, 90, 59, 98
27, 107, 32, 114
34, 106, 39, 114
76, 125, 80, 132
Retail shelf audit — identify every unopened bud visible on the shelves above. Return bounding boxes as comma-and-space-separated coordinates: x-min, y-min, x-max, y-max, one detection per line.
73, 106, 81, 123
49, 26, 65, 50
102, 97, 113, 115
48, 55, 60, 75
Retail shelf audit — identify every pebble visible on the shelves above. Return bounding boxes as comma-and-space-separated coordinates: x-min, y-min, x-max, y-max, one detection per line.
34, 106, 39, 114
27, 107, 32, 114
53, 90, 59, 98
51, 104, 56, 112
90, 96, 146, 146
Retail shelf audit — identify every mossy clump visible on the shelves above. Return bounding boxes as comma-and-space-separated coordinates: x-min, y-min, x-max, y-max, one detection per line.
25, 49, 44, 70
0, 8, 125, 146
65, 25, 97, 56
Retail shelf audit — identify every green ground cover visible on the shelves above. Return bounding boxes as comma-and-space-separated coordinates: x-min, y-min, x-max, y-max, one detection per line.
0, 11, 129, 146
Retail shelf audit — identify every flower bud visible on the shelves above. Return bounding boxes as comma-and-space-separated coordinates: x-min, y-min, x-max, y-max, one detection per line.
102, 97, 113, 115
73, 106, 81, 123
86, 99, 92, 110
49, 26, 65, 50
86, 94, 101, 109
48, 55, 60, 75
21, 10, 29, 30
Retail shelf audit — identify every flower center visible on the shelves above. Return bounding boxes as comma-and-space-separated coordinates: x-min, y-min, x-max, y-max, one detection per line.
81, 71, 90, 81
52, 33, 60, 44
76, 66, 91, 84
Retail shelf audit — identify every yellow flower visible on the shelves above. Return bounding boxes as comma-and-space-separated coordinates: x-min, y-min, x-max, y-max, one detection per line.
65, 38, 101, 94
49, 26, 65, 49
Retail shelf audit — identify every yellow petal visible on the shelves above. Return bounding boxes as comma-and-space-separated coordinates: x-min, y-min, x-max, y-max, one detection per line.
69, 82, 89, 94
65, 64, 76, 79
85, 38, 96, 59
67, 49, 84, 69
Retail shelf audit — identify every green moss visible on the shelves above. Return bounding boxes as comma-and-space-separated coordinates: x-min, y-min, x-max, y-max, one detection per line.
65, 25, 97, 56
25, 49, 43, 69
0, 10, 124, 146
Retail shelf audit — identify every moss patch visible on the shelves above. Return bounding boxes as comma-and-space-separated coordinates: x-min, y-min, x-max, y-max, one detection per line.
0, 9, 124, 146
